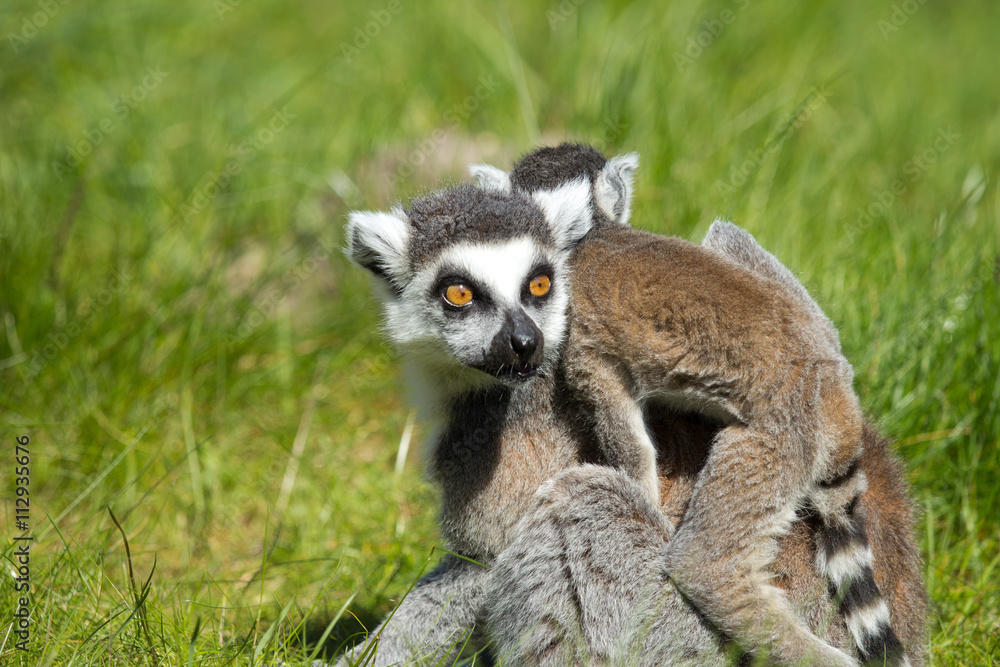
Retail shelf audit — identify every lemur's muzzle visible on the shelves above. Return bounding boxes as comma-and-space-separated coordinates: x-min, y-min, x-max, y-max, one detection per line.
488, 308, 544, 381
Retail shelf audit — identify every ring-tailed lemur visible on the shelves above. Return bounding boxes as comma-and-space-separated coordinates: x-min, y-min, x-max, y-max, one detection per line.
469, 143, 919, 666
339, 154, 924, 665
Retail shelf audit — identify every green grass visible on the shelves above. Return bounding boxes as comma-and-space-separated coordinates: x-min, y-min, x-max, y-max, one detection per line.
1, 0, 998, 664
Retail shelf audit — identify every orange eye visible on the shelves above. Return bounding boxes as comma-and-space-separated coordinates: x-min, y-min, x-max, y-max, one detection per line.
529, 275, 551, 297
444, 284, 474, 306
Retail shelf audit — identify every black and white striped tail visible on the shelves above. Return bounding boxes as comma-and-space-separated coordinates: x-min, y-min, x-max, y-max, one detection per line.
817, 497, 911, 667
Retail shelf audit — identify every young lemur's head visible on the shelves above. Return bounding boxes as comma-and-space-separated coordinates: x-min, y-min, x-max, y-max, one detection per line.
469, 143, 639, 226
346, 183, 592, 390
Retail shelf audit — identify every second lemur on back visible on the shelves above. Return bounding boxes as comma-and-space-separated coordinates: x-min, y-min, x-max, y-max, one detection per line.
470, 144, 913, 667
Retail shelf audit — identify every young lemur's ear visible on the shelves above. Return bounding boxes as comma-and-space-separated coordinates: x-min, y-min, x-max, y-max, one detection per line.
702, 220, 841, 351
345, 207, 411, 289
592, 152, 639, 225
594, 152, 639, 225
468, 163, 513, 194
531, 176, 594, 251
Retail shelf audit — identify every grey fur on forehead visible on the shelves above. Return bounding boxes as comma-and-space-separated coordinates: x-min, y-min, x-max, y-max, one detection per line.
404, 184, 553, 265
511, 143, 608, 192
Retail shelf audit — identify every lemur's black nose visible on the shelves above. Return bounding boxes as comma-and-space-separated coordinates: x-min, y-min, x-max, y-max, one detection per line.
494, 308, 543, 371
510, 330, 537, 360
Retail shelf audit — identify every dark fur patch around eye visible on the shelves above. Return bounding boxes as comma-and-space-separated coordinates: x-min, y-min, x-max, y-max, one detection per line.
523, 262, 556, 300
432, 273, 493, 314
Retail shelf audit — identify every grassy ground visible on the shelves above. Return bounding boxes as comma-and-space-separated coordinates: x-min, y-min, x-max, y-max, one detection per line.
1, 0, 998, 664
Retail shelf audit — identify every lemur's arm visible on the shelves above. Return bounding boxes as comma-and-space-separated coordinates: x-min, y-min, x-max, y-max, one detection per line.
487, 465, 739, 667
333, 555, 488, 667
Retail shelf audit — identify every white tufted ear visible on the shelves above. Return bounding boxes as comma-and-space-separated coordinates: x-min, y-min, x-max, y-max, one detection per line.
468, 163, 513, 194
594, 152, 639, 225
345, 207, 411, 287
531, 176, 594, 250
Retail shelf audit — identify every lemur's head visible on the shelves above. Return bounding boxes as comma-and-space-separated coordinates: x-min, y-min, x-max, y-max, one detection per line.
347, 183, 592, 389
469, 143, 639, 226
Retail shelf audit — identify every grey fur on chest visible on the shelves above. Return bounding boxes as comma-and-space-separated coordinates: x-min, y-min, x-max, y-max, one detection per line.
430, 375, 580, 561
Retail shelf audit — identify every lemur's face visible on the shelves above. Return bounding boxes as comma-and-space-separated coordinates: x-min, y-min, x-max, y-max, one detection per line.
395, 235, 567, 383
347, 183, 592, 388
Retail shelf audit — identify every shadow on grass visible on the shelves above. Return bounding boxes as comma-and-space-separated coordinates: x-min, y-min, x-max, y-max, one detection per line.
304, 603, 383, 660
291, 603, 494, 665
